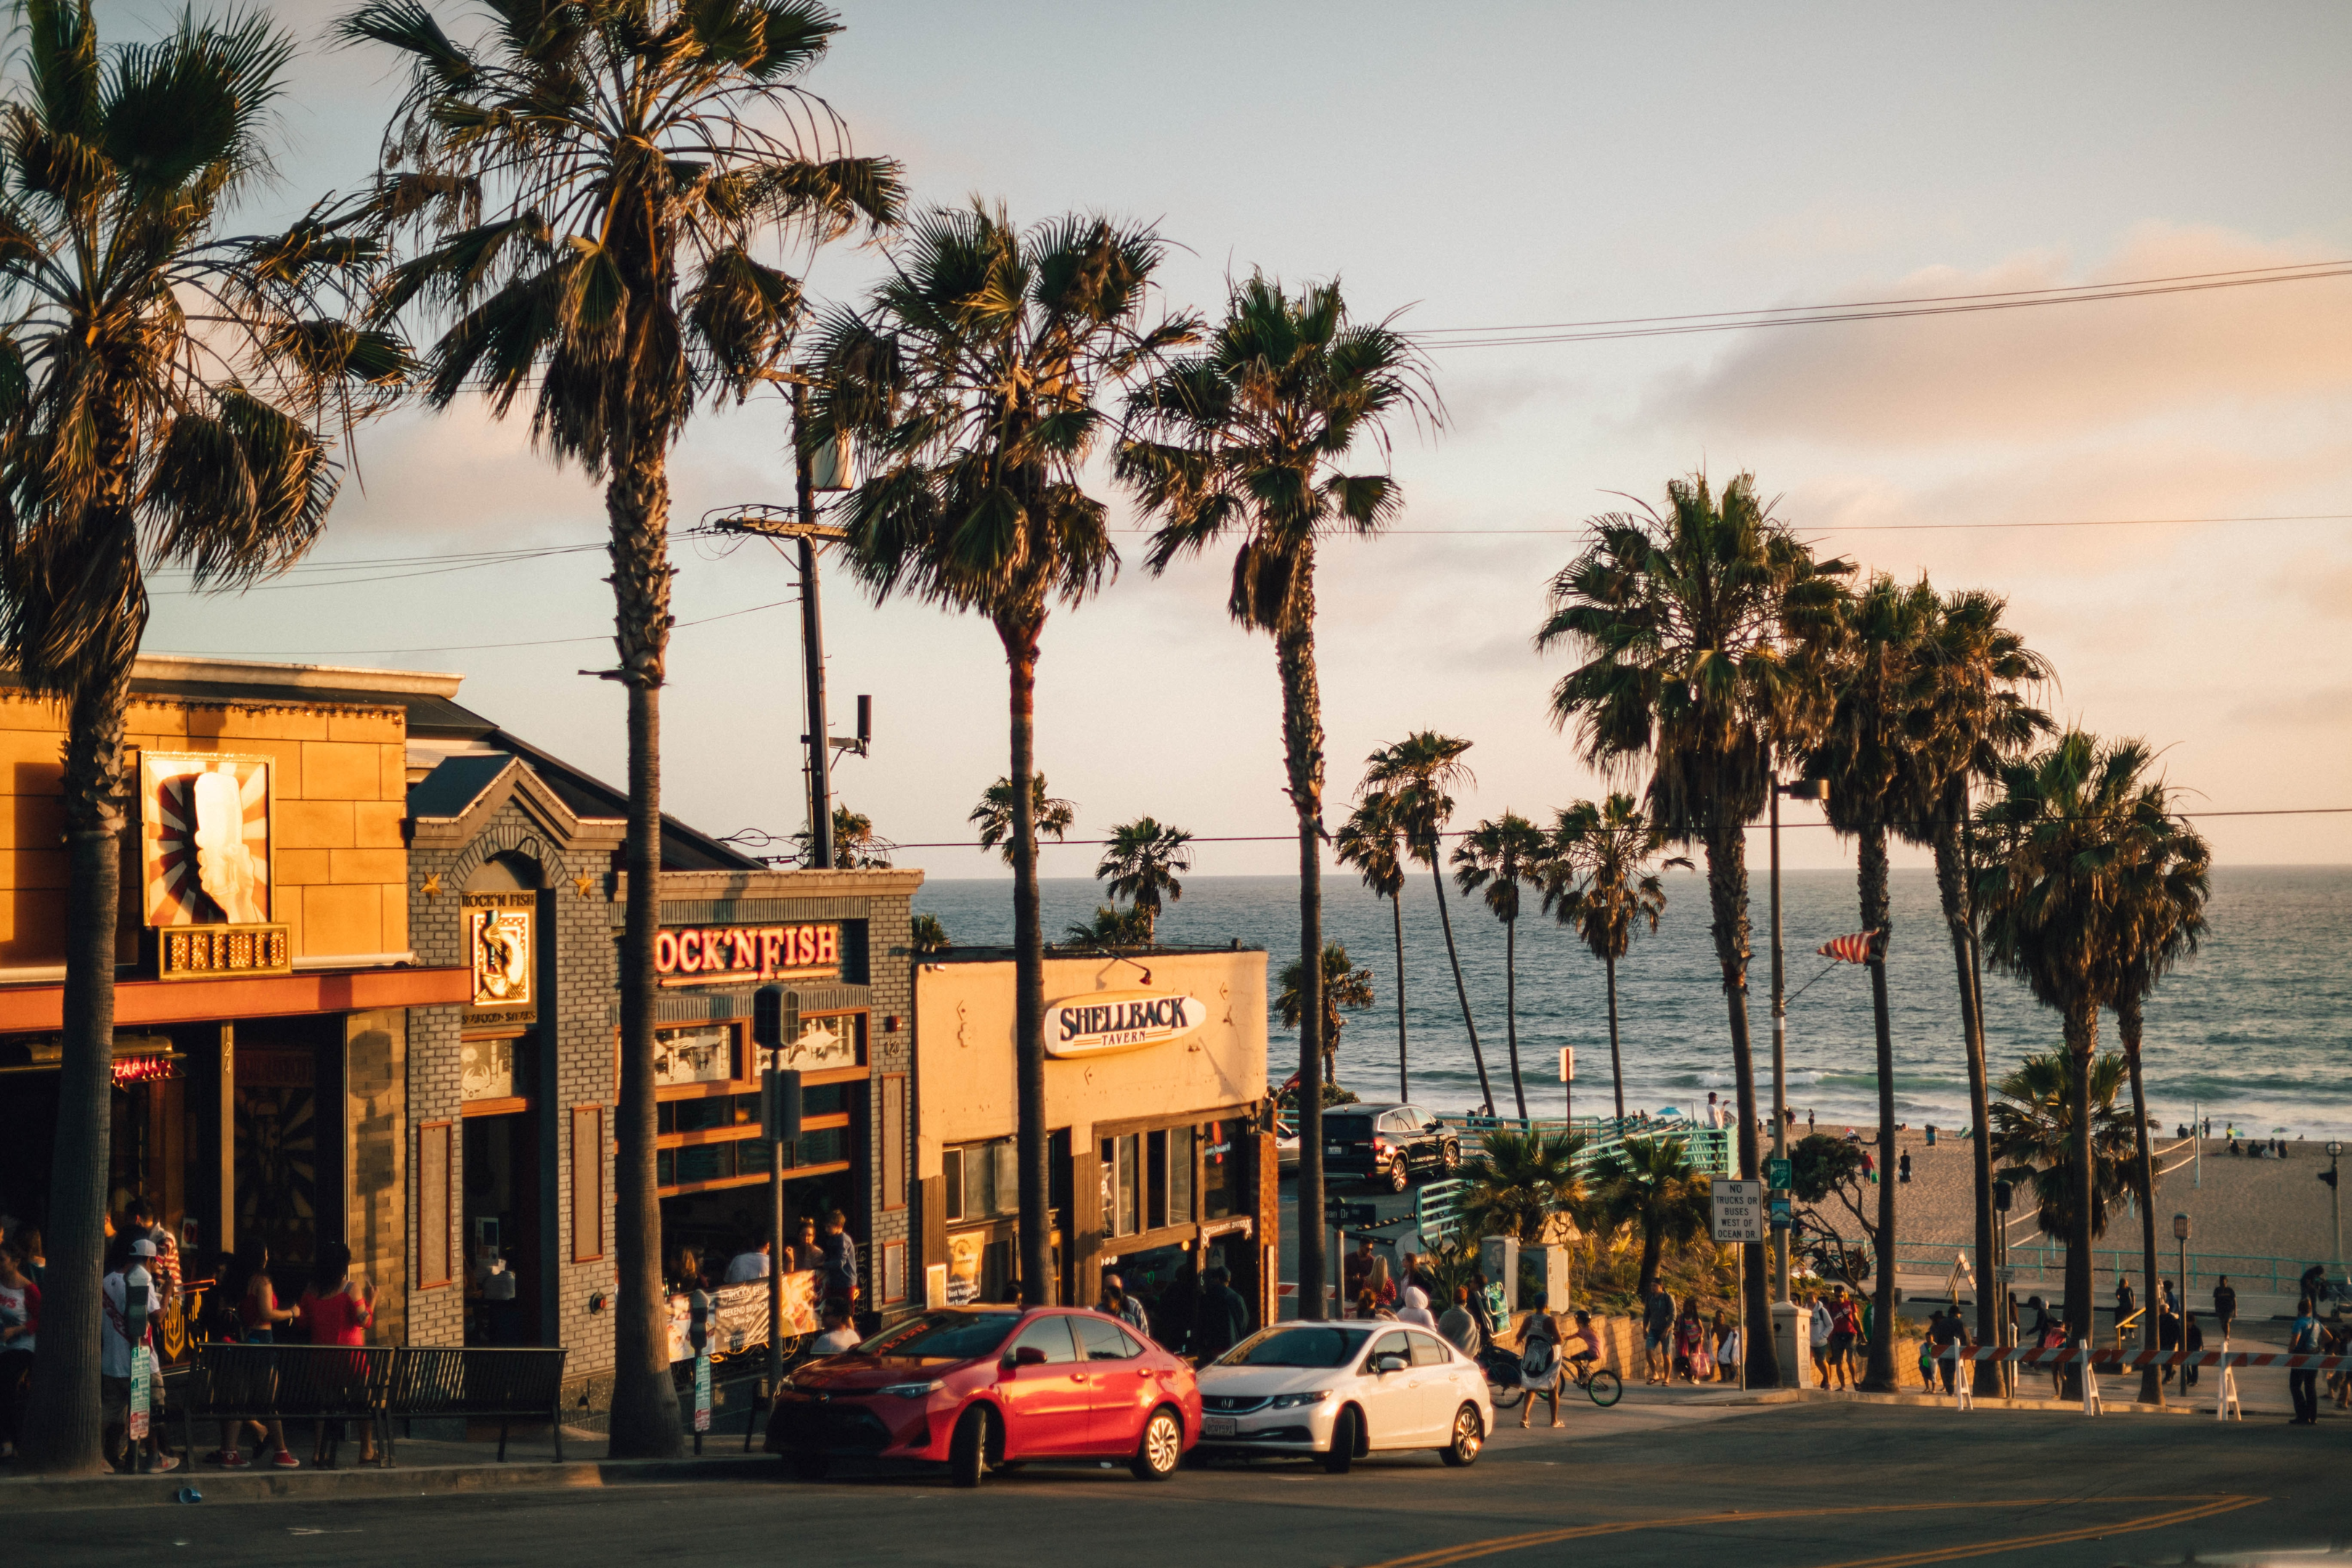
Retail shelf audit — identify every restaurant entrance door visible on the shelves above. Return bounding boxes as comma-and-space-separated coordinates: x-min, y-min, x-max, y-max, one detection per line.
462, 1111, 541, 1344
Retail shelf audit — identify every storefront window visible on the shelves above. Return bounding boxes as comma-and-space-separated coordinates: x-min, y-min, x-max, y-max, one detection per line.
1200, 1119, 1238, 1222
945, 1138, 1016, 1223
1101, 1134, 1140, 1238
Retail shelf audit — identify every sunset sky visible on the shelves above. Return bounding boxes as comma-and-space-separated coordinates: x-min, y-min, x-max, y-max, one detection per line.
122, 1, 2352, 875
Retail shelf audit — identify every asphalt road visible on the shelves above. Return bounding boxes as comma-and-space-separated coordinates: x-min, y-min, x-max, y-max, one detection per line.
28, 1392, 2348, 1568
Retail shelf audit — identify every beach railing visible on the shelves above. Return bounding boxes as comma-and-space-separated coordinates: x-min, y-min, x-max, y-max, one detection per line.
1895, 1243, 2329, 1300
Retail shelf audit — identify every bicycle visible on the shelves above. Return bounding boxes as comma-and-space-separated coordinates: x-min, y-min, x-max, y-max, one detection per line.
1479, 1344, 1622, 1409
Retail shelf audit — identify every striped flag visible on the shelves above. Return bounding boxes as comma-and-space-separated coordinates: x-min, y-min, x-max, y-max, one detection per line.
1817, 930, 1880, 963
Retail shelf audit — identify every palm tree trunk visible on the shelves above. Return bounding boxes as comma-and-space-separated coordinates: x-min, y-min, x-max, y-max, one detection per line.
21, 675, 132, 1475
1702, 818, 1778, 1388
1933, 804, 2001, 1393
1503, 915, 1527, 1121
1638, 1225, 1664, 1297
2062, 1000, 2098, 1400
1858, 826, 1899, 1392
1390, 891, 1409, 1101
1277, 591, 1328, 1321
1606, 955, 1625, 1125
1428, 863, 1494, 1115
1002, 615, 1052, 1308
2121, 995, 2163, 1405
606, 445, 684, 1460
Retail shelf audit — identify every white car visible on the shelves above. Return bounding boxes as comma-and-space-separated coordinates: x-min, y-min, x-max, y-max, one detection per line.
1193, 1320, 1491, 1472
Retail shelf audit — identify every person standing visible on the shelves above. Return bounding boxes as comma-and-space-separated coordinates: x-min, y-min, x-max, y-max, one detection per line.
1437, 1286, 1483, 1357
1516, 1294, 1564, 1430
1100, 1272, 1151, 1335
1712, 1310, 1741, 1384
2287, 1297, 2323, 1425
296, 1242, 377, 1466
1809, 1291, 1834, 1387
1191, 1267, 1250, 1365
815, 1210, 858, 1313
1396, 1278, 1438, 1331
1898, 1151, 1913, 1185
809, 1303, 860, 1355
1826, 1286, 1860, 1390
2212, 1275, 2237, 1339
102, 1238, 176, 1473
1643, 1286, 1675, 1385
2181, 1310, 2205, 1392
0, 1243, 38, 1463
1919, 1310, 1944, 1392
2115, 1275, 2137, 1350
1343, 1238, 1378, 1310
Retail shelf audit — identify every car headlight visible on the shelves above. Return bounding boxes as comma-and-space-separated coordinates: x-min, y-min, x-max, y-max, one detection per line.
1269, 1389, 1331, 1410
876, 1379, 944, 1399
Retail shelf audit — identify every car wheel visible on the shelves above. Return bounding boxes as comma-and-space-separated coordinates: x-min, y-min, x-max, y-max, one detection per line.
1130, 1407, 1183, 1482
949, 1405, 993, 1489
1386, 1156, 1410, 1193
1320, 1407, 1357, 1474
1439, 1141, 1462, 1175
1440, 1403, 1483, 1466
788, 1453, 830, 1481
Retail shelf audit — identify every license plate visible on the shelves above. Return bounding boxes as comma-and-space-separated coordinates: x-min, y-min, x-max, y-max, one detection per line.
1325, 1144, 1344, 1155
1203, 1416, 1236, 1438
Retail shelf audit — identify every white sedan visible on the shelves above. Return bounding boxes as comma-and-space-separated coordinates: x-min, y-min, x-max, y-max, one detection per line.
1193, 1320, 1491, 1472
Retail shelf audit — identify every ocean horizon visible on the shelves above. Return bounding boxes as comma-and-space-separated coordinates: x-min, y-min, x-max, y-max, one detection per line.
912, 865, 2352, 1141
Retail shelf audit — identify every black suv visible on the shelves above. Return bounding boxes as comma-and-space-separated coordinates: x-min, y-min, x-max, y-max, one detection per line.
1320, 1103, 1461, 1192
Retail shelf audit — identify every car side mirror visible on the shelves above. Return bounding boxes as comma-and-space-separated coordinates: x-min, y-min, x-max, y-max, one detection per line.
1375, 1353, 1408, 1375
1007, 1345, 1048, 1368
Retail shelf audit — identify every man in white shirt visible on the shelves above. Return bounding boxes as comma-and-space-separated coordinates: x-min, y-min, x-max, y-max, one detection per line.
1704, 1093, 1724, 1130
808, 1304, 859, 1355
722, 1239, 772, 1285
104, 1239, 176, 1472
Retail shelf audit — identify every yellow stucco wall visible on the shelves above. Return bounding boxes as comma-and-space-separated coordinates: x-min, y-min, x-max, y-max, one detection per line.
0, 690, 410, 967
912, 950, 1268, 1176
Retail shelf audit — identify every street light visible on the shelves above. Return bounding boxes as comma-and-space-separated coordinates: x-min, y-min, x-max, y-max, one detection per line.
2327, 1141, 2344, 1267
1768, 773, 1827, 1389
2173, 1212, 2191, 1328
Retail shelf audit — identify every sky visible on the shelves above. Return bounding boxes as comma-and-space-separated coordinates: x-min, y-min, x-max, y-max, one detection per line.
108, 0, 2352, 878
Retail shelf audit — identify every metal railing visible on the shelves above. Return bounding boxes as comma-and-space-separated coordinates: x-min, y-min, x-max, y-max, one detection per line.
1894, 1243, 2332, 1299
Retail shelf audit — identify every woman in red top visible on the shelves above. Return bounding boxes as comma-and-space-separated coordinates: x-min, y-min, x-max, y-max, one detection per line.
296, 1242, 376, 1466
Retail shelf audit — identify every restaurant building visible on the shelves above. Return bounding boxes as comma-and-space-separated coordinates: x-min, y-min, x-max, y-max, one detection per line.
910, 947, 1277, 1333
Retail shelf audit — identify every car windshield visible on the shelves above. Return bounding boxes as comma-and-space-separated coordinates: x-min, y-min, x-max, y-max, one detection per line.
1324, 1116, 1373, 1140
1215, 1325, 1373, 1368
856, 1312, 1021, 1363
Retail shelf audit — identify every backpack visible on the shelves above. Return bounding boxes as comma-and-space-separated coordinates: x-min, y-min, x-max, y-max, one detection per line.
1520, 1334, 1558, 1379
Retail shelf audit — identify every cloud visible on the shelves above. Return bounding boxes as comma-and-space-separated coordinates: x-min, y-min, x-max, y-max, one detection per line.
1644, 224, 2352, 447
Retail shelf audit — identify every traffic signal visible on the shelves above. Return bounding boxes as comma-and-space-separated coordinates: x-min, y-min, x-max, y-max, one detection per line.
753, 984, 798, 1050
761, 1067, 804, 1143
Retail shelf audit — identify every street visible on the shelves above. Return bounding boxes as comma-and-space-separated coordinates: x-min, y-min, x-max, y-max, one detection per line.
26, 1395, 2346, 1567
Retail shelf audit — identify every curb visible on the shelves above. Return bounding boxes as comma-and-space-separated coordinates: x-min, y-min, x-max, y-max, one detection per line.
0, 1453, 780, 1512
1704, 1387, 2273, 1416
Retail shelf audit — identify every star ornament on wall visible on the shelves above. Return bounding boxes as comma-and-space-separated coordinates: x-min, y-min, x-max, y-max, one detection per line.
574, 875, 595, 899
421, 874, 442, 899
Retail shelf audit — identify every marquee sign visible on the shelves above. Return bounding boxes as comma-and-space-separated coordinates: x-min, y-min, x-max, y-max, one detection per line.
1046, 989, 1208, 1059
655, 922, 840, 985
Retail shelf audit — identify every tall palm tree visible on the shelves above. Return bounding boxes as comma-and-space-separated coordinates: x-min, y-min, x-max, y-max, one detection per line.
971, 775, 1077, 867
1096, 817, 1192, 942
0, 1, 397, 1475
1363, 732, 1494, 1115
1277, 942, 1375, 1087
1591, 1135, 1711, 1297
1459, 1129, 1588, 1246
349, 0, 900, 1457
1911, 589, 2051, 1388
811, 204, 1191, 1309
1974, 730, 2153, 1389
1540, 794, 1689, 1127
1335, 791, 1411, 1100
1806, 571, 1939, 1393
1116, 274, 1432, 1321
2104, 782, 2210, 1403
1452, 811, 1548, 1121
1535, 471, 1848, 1387
1988, 1050, 2137, 1249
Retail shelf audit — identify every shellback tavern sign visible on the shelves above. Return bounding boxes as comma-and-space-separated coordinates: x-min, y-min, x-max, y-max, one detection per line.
654, 921, 841, 985
1046, 989, 1209, 1059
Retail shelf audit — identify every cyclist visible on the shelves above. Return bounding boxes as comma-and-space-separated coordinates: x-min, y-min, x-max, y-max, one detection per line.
1567, 1310, 1601, 1381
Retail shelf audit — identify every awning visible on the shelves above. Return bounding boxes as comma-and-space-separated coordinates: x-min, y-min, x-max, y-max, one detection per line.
0, 965, 472, 1033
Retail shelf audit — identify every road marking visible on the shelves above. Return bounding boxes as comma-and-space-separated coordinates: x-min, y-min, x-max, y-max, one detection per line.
1365, 1495, 2266, 1568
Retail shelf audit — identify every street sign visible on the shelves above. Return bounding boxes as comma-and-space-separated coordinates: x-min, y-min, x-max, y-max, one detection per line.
1559, 1047, 1575, 1083
1991, 1265, 2017, 1284
1711, 1179, 1764, 1244
1765, 1157, 1792, 1190
1768, 1193, 1794, 1228
1325, 1200, 1379, 1228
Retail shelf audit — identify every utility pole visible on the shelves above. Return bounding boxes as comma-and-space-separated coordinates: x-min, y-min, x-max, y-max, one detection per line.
1768, 774, 1827, 1388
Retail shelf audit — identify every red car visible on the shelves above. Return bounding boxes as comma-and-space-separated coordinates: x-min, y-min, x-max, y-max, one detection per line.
765, 1305, 1201, 1486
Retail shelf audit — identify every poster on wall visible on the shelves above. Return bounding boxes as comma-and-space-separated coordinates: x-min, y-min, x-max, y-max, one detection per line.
945, 1231, 984, 1305
664, 1272, 822, 1363
653, 1026, 735, 1088
463, 892, 534, 1022
140, 752, 272, 926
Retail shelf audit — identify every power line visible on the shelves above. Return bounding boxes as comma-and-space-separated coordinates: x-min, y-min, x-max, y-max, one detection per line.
1111, 513, 2352, 538
1408, 258, 2352, 349
146, 595, 798, 659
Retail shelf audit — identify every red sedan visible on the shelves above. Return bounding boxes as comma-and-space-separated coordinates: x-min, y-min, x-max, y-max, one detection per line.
765, 1305, 1201, 1485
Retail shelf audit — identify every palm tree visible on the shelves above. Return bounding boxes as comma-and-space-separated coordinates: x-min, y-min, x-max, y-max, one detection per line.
1335, 792, 1412, 1100
1096, 817, 1192, 941
2104, 783, 2210, 1402
1540, 794, 1689, 1127
1988, 1050, 2137, 1249
810, 205, 1190, 1309
1974, 730, 2154, 1387
1117, 274, 1432, 1322
1911, 588, 2051, 1387
349, 0, 900, 1457
1063, 904, 1153, 949
1805, 571, 1939, 1392
0, 1, 397, 1475
1452, 812, 1548, 1121
1535, 471, 1848, 1387
1591, 1135, 1711, 1298
1363, 733, 1495, 1115
1459, 1129, 1589, 1246
1277, 942, 1376, 1087
796, 804, 891, 867
910, 912, 950, 953
969, 775, 1077, 867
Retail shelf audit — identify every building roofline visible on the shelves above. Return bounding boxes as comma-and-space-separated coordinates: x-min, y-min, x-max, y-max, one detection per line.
125, 654, 465, 698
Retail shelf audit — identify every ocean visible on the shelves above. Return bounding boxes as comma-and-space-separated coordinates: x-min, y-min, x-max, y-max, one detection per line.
913, 865, 2352, 1140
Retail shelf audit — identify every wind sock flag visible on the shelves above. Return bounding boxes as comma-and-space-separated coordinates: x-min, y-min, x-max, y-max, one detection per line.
1817, 930, 1879, 963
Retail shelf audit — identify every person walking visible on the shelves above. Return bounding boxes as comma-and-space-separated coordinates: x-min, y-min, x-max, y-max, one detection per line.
2115, 1274, 2137, 1355
296, 1242, 377, 1467
1809, 1290, 1834, 1387
2287, 1297, 2323, 1425
1517, 1294, 1564, 1429
1437, 1286, 1484, 1357
1674, 1302, 1707, 1383
1712, 1310, 1741, 1384
1827, 1286, 1860, 1390
1643, 1286, 1675, 1384
1192, 1267, 1251, 1365
2212, 1275, 2237, 1340
1929, 1304, 1969, 1392
0, 1242, 37, 1463
210, 1242, 297, 1469
1100, 1272, 1151, 1335
2181, 1310, 2205, 1392
102, 1238, 176, 1473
